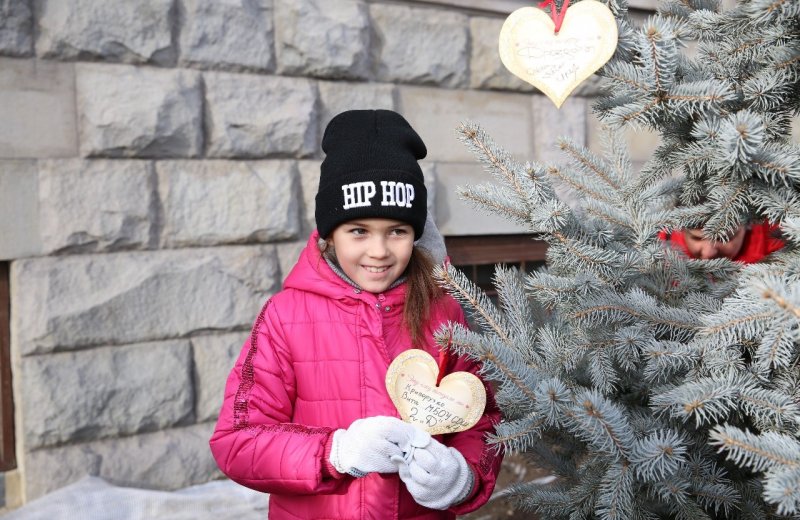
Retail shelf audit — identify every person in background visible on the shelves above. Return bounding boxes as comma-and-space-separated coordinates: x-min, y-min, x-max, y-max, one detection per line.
660, 221, 784, 263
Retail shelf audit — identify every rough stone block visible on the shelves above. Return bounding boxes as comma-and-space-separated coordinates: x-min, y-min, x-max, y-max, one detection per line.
193, 332, 246, 422
36, 0, 174, 64
205, 72, 317, 158
531, 96, 591, 210
422, 162, 437, 214
0, 57, 77, 158
573, 74, 607, 97
317, 81, 395, 135
22, 340, 193, 449
23, 423, 219, 500
470, 17, 534, 92
587, 109, 660, 163
0, 0, 33, 56
276, 241, 306, 283
38, 159, 153, 254
398, 85, 534, 163
180, 0, 274, 72
370, 4, 468, 88
11, 246, 279, 355
297, 160, 321, 236
532, 95, 588, 166
157, 160, 301, 247
433, 162, 527, 236
77, 64, 203, 158
275, 0, 369, 79
0, 160, 40, 260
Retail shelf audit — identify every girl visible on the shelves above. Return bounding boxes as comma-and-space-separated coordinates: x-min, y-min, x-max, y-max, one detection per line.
210, 109, 502, 519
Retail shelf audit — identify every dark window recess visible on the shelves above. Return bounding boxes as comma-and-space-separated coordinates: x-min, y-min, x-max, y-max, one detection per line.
0, 262, 15, 471
444, 234, 548, 299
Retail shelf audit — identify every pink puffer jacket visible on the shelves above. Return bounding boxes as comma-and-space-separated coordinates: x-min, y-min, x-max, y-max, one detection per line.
210, 231, 502, 519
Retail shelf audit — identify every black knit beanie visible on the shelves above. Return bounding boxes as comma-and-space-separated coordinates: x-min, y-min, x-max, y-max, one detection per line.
315, 109, 428, 239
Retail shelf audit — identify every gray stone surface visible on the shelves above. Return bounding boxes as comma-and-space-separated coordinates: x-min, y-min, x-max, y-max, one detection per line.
36, 0, 174, 64
433, 162, 527, 236
370, 4, 468, 88
297, 159, 321, 235
317, 81, 395, 133
0, 0, 33, 56
22, 340, 193, 449
180, 0, 274, 72
276, 241, 306, 283
573, 74, 607, 97
422, 163, 437, 214
11, 246, 279, 355
470, 17, 535, 93
157, 160, 301, 247
587, 107, 660, 164
0, 57, 77, 158
23, 423, 219, 500
204, 72, 317, 158
398, 85, 535, 163
38, 159, 153, 254
531, 96, 590, 210
0, 160, 40, 260
531, 95, 588, 166
193, 332, 246, 422
275, 0, 370, 79
77, 64, 203, 158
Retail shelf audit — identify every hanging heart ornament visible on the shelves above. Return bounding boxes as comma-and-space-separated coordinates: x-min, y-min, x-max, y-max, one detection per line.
385, 349, 486, 435
498, 0, 618, 108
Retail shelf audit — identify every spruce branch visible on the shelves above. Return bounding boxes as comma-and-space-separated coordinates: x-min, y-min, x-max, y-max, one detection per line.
596, 462, 636, 519
490, 413, 548, 454
630, 430, 689, 480
546, 165, 617, 204
453, 0, 800, 512
433, 263, 511, 344
557, 138, 622, 191
710, 426, 800, 473
652, 375, 750, 427
568, 390, 636, 461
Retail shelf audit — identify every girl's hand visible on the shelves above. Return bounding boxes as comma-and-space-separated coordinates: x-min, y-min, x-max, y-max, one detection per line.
329, 416, 416, 477
397, 437, 474, 510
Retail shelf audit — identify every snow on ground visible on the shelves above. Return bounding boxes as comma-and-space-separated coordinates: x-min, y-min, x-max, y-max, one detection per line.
1, 477, 267, 520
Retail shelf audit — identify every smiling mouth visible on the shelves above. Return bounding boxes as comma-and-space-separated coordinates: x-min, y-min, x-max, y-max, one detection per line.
363, 265, 390, 273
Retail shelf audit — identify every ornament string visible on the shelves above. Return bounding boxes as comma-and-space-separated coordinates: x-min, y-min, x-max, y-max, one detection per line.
538, 0, 571, 33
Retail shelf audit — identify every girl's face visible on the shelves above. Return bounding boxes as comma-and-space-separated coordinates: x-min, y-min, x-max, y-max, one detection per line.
684, 226, 746, 260
328, 218, 414, 294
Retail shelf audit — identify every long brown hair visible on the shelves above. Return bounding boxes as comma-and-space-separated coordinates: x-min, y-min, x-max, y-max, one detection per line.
404, 247, 443, 347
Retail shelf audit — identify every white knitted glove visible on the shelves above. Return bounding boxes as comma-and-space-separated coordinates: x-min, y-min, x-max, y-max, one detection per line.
396, 435, 474, 510
328, 416, 416, 478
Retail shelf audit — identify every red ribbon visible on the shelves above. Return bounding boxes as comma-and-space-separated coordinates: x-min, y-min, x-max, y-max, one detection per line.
539, 0, 571, 33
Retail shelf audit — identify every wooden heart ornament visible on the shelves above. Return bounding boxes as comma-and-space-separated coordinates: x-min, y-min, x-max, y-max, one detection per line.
385, 349, 486, 435
499, 0, 618, 108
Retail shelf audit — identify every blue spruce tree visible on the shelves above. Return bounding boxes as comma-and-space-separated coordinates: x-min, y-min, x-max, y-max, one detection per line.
434, 0, 800, 517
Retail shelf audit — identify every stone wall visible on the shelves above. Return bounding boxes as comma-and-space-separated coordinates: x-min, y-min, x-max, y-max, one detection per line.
0, 0, 612, 505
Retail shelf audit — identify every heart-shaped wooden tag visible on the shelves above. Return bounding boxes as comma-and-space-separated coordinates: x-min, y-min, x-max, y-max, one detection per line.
385, 349, 486, 435
499, 0, 618, 108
